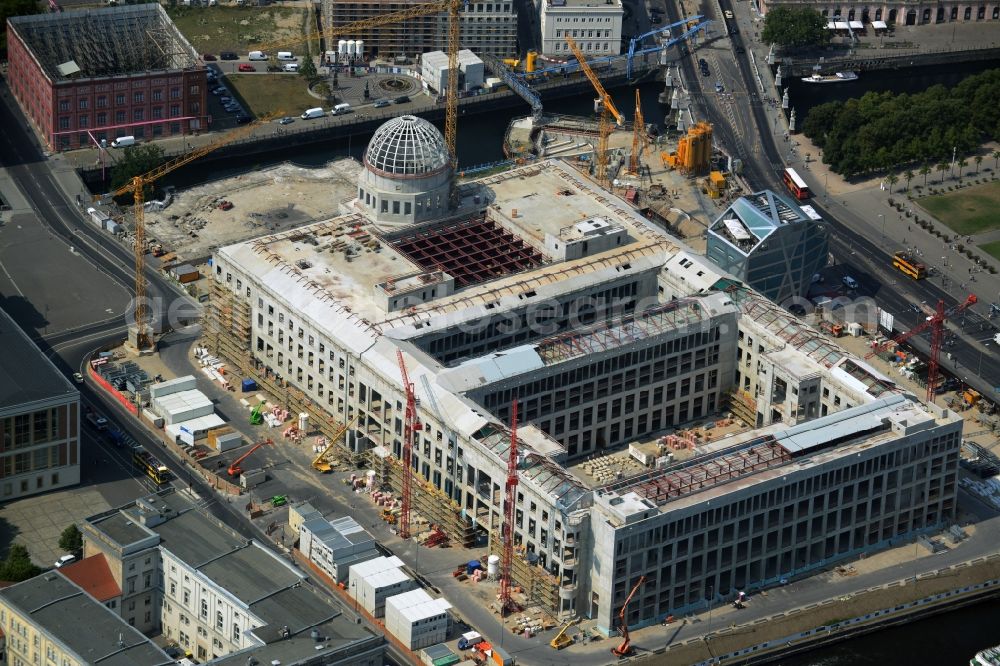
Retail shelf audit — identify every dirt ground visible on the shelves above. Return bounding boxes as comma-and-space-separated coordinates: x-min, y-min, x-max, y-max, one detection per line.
166, 6, 312, 56
144, 159, 362, 260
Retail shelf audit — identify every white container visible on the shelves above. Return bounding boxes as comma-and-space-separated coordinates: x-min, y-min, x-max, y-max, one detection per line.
338, 39, 347, 54
355, 40, 364, 56
299, 412, 309, 432
487, 554, 500, 577
347, 40, 356, 55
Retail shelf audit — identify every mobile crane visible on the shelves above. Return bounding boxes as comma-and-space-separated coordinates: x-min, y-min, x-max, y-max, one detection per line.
611, 575, 646, 657
228, 439, 272, 478
311, 415, 360, 473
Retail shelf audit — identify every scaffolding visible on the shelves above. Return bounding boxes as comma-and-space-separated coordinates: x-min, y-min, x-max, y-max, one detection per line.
600, 436, 792, 507
488, 530, 561, 614
728, 389, 758, 427
383, 456, 477, 548
10, 5, 199, 82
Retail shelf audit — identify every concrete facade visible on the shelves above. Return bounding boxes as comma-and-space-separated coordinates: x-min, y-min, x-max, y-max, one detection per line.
538, 0, 624, 57
758, 0, 1000, 23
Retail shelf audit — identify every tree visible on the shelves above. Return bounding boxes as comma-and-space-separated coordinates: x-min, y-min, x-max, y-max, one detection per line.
762, 7, 831, 48
58, 524, 82, 555
0, 544, 42, 582
0, 0, 42, 54
886, 173, 898, 193
994, 149, 1000, 170
936, 162, 948, 183
920, 163, 931, 186
975, 155, 983, 174
110, 143, 165, 196
958, 158, 968, 182
298, 55, 317, 80
904, 170, 914, 191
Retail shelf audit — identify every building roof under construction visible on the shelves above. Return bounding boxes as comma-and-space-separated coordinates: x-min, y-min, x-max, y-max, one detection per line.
9, 4, 201, 83
708, 190, 817, 257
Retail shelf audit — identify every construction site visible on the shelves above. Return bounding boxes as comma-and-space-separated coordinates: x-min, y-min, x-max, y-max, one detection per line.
6, 4, 207, 151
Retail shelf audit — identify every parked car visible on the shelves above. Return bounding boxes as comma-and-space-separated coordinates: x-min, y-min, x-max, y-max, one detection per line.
372, 99, 390, 108
72, 372, 84, 384
211, 87, 227, 95
220, 51, 238, 60
235, 114, 252, 124
724, 9, 733, 18
277, 116, 294, 125
393, 95, 410, 104
238, 63, 255, 72
842, 275, 859, 290
54, 554, 76, 569
203, 53, 217, 61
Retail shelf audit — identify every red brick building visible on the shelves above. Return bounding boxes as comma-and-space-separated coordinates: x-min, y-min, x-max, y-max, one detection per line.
6, 4, 208, 152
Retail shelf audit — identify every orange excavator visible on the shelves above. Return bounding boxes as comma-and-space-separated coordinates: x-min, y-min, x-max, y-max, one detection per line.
611, 575, 646, 657
227, 439, 272, 478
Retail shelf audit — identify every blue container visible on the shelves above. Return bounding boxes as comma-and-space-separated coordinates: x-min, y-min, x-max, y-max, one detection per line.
241, 378, 258, 392
466, 560, 482, 575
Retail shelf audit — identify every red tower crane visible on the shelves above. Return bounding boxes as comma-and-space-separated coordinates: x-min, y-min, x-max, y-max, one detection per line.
397, 350, 422, 540
499, 400, 519, 615
611, 575, 646, 657
866, 294, 978, 403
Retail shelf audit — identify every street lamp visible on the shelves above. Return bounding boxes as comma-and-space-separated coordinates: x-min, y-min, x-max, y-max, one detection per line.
979, 343, 991, 377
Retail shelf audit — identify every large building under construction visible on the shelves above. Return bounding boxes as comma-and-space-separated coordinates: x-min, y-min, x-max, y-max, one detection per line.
208, 116, 963, 634
321, 0, 517, 59
6, 4, 206, 151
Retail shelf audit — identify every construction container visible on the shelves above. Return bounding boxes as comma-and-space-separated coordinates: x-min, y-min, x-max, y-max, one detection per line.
349, 556, 416, 617
385, 588, 452, 649
149, 375, 197, 400
491, 645, 513, 666
153, 389, 214, 425
300, 515, 380, 584
141, 408, 164, 428
419, 644, 460, 666
171, 264, 200, 283
241, 378, 258, 392
240, 468, 266, 488
208, 428, 242, 452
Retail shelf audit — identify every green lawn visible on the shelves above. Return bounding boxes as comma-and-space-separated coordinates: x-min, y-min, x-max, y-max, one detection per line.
982, 240, 1000, 262
226, 74, 319, 118
916, 179, 1000, 236
166, 6, 315, 56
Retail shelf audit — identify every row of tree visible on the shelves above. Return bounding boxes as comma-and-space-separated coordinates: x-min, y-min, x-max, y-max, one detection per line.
802, 69, 1000, 177
762, 7, 831, 48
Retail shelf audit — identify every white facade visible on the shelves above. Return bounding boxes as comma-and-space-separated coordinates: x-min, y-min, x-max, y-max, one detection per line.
420, 49, 485, 93
350, 557, 417, 617
539, 0, 624, 57
299, 515, 380, 584
385, 588, 451, 649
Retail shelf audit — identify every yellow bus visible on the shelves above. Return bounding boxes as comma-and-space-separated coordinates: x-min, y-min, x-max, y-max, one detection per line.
892, 251, 927, 280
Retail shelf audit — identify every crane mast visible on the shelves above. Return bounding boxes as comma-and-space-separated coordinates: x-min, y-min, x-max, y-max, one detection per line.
564, 35, 622, 187
865, 294, 978, 403
397, 350, 421, 540
629, 89, 646, 175
499, 399, 519, 614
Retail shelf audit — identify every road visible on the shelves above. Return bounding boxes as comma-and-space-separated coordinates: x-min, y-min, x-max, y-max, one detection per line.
661, 0, 1000, 393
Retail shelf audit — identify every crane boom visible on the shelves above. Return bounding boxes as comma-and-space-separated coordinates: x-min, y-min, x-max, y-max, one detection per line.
564, 36, 623, 125
499, 400, 519, 614
611, 575, 645, 657
866, 294, 977, 403
228, 438, 272, 477
311, 415, 360, 472
629, 89, 646, 175
105, 114, 275, 350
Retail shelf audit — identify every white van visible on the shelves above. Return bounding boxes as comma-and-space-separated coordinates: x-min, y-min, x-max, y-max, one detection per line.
277, 51, 295, 61
332, 102, 351, 115
301, 107, 325, 119
248, 51, 267, 61
282, 63, 299, 72
110, 135, 136, 148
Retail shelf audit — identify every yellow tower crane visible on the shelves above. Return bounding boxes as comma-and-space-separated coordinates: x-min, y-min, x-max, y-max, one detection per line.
252, 0, 464, 189
103, 114, 277, 350
629, 89, 647, 175
564, 36, 623, 187
312, 414, 360, 473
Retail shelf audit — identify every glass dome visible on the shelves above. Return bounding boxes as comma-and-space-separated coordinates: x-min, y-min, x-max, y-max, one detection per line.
364, 115, 450, 177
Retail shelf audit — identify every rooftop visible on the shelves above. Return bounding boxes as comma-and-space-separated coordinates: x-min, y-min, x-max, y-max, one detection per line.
199, 545, 302, 603
0, 574, 172, 666
386, 588, 452, 621
0, 305, 78, 412
708, 190, 820, 256
9, 4, 201, 83
544, 0, 623, 8
57, 554, 121, 602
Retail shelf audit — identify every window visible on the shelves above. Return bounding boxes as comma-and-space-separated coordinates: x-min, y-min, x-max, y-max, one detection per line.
78, 98, 89, 110
133, 91, 144, 103
116, 94, 126, 105
201, 598, 208, 619
59, 100, 69, 112
216, 610, 224, 630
